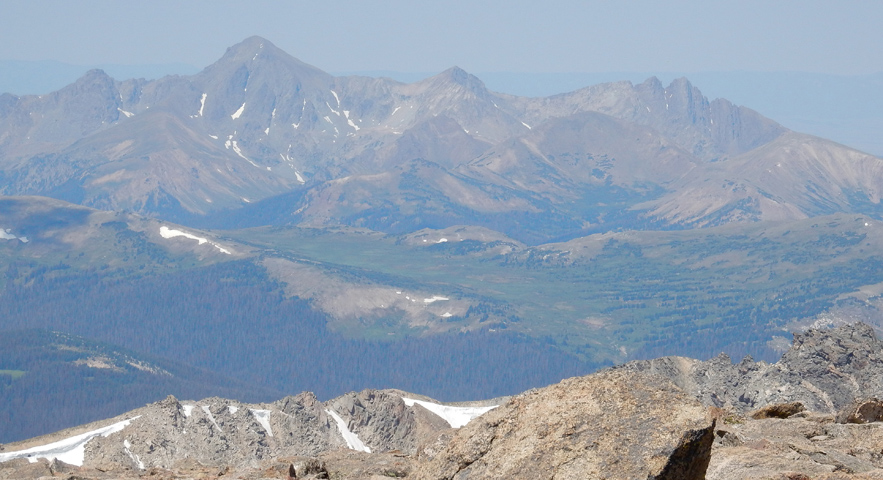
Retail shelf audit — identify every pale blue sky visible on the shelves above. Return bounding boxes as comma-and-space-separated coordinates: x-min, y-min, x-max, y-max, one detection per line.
3, 0, 881, 75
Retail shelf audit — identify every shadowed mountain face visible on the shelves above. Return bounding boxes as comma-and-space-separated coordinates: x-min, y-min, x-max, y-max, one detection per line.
2, 36, 879, 241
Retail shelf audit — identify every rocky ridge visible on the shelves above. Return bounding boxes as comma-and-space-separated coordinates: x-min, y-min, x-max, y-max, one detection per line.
5, 323, 883, 479
620, 322, 883, 414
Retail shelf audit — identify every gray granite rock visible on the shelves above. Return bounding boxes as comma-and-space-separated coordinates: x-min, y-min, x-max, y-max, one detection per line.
620, 323, 883, 414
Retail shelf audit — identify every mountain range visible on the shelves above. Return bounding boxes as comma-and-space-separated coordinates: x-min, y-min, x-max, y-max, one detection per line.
4, 36, 883, 444
2, 36, 881, 242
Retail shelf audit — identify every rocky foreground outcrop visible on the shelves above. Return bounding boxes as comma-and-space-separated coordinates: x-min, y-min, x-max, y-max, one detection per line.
0, 370, 714, 480
414, 369, 714, 480
6, 323, 883, 479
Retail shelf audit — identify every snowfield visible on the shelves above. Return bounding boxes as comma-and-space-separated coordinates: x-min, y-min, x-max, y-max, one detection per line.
326, 409, 371, 453
1, 228, 28, 243
0, 417, 139, 466
123, 438, 145, 470
402, 398, 497, 428
250, 409, 273, 437
159, 226, 231, 254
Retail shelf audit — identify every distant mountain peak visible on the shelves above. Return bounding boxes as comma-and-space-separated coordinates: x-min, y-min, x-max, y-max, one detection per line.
238, 35, 273, 47
73, 68, 116, 86
194, 36, 333, 106
206, 36, 328, 78
223, 35, 276, 57
440, 66, 482, 85
638, 76, 664, 90
665, 76, 698, 93
440, 66, 469, 80
417, 66, 489, 96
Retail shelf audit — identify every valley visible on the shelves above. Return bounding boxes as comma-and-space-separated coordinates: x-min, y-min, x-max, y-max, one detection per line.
3, 35, 883, 446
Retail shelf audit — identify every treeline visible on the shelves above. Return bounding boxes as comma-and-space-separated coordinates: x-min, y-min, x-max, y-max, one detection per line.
0, 260, 600, 438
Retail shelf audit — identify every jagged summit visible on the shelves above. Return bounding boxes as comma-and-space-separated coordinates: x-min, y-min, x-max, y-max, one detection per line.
75, 68, 115, 83
621, 322, 883, 414
637, 75, 665, 91
0, 387, 500, 470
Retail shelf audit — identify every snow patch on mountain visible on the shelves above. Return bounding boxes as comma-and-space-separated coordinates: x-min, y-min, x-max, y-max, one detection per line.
0, 417, 139, 466
201, 406, 223, 432
402, 398, 496, 428
159, 226, 231, 254
1, 228, 28, 243
231, 103, 245, 120
326, 409, 371, 453
123, 439, 145, 470
123, 439, 146, 470
225, 139, 260, 169
250, 409, 273, 437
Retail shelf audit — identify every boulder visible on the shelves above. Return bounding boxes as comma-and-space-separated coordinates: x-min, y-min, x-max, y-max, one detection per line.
836, 397, 883, 424
413, 369, 714, 480
751, 402, 806, 419
0, 458, 53, 480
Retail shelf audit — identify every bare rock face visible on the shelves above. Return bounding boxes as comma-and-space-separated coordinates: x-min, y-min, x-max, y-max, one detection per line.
85, 392, 344, 469
326, 389, 419, 454
707, 413, 883, 479
779, 323, 883, 409
413, 369, 714, 480
621, 323, 883, 415
70, 388, 486, 472
0, 458, 52, 480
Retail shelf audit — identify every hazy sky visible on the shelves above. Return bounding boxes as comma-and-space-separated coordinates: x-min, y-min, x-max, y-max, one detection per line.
3, 0, 881, 75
